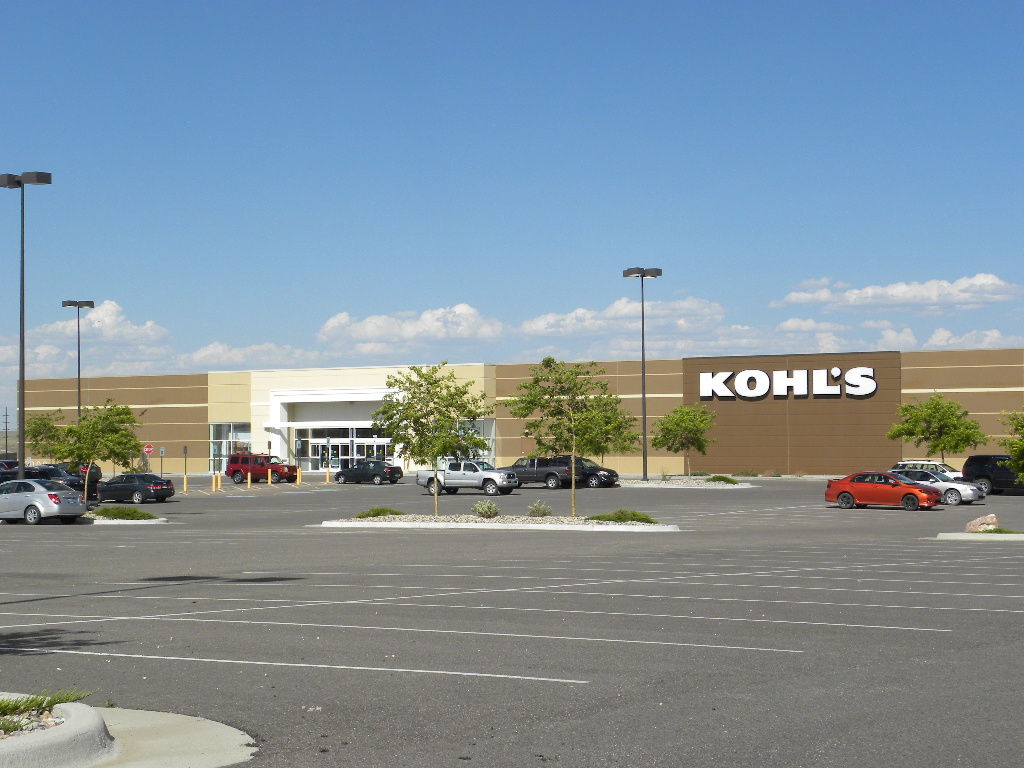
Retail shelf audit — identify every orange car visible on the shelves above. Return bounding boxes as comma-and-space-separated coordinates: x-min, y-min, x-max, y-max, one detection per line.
825, 472, 943, 510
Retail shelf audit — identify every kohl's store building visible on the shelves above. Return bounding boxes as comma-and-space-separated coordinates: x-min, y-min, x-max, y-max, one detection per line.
25, 348, 1024, 476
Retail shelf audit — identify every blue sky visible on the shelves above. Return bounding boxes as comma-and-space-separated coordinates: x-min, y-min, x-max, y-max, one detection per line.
1, 1, 1021, 416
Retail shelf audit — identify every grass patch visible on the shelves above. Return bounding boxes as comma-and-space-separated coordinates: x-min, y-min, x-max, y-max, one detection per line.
472, 500, 501, 519
355, 507, 404, 518
91, 506, 158, 520
978, 528, 1024, 534
585, 509, 659, 524
732, 469, 759, 477
707, 475, 739, 484
689, 470, 709, 477
0, 689, 92, 716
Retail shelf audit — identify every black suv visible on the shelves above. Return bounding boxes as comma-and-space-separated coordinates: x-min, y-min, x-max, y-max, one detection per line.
961, 455, 1019, 494
550, 456, 619, 488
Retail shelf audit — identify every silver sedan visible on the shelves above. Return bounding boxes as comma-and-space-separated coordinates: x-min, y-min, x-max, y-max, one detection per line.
0, 479, 87, 524
894, 469, 985, 506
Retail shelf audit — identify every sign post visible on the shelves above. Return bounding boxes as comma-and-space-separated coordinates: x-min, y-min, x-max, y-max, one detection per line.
183, 445, 188, 493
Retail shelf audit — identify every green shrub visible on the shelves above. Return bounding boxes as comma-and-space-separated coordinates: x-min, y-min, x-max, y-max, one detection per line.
707, 475, 739, 484
585, 509, 659, 524
92, 506, 159, 520
355, 507, 404, 518
690, 470, 709, 477
763, 469, 782, 477
978, 528, 1024, 534
732, 469, 759, 477
472, 500, 501, 519
527, 500, 553, 517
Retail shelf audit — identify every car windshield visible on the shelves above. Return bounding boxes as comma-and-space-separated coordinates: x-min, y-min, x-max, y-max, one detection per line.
891, 473, 914, 483
937, 463, 957, 473
268, 456, 286, 465
578, 458, 600, 469
931, 472, 953, 482
474, 461, 495, 470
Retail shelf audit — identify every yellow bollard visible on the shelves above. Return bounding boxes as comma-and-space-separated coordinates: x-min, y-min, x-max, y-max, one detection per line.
247, 471, 252, 488
297, 467, 302, 484
212, 473, 216, 492
183, 474, 188, 493
326, 467, 330, 484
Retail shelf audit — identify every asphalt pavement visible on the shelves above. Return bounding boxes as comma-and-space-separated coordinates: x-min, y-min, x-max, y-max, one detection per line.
1, 476, 1022, 768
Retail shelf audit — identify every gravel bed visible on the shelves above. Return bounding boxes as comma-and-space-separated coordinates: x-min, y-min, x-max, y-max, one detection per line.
619, 478, 743, 487
0, 709, 65, 739
350, 514, 658, 526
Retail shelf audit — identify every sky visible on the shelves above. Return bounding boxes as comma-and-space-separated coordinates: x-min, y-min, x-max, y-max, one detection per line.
1, 1, 1022, 419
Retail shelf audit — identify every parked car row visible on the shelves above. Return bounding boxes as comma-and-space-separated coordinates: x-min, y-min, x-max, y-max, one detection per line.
825, 454, 1015, 510
497, 456, 619, 489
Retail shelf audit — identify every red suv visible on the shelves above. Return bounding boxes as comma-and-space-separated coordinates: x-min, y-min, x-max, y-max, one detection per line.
225, 454, 298, 484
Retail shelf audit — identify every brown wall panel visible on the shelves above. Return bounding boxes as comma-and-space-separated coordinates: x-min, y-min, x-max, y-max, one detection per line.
903, 349, 1024, 369
902, 365, 1024, 391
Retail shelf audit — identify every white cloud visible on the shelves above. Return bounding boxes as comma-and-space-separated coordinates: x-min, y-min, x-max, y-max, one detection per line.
318, 304, 503, 346
31, 300, 170, 344
180, 342, 323, 369
860, 319, 893, 329
876, 328, 918, 349
776, 318, 849, 332
772, 273, 1021, 313
522, 297, 725, 336
924, 328, 1024, 349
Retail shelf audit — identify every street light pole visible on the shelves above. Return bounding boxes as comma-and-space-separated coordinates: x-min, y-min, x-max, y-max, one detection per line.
623, 267, 662, 482
2, 172, 53, 480
62, 300, 95, 418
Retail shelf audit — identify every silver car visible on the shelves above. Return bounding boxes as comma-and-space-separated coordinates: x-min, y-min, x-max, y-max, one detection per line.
0, 479, 86, 524
893, 469, 984, 506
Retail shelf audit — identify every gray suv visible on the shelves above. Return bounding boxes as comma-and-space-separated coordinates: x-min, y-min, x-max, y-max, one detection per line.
961, 455, 1019, 494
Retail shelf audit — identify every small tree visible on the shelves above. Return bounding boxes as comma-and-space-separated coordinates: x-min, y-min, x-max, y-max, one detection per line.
372, 362, 492, 516
885, 393, 986, 460
998, 411, 1024, 485
507, 357, 638, 517
650, 404, 716, 477
25, 400, 143, 499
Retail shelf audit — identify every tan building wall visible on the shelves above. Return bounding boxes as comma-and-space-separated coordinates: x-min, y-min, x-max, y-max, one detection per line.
496, 352, 904, 475
26, 373, 210, 474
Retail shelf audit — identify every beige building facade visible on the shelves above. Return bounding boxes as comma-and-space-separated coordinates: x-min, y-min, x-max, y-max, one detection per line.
24, 349, 1024, 476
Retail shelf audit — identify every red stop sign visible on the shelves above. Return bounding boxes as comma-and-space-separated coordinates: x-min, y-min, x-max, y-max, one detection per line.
144, 444, 154, 455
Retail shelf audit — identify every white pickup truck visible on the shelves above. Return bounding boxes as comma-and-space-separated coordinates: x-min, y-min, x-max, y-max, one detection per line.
416, 460, 518, 496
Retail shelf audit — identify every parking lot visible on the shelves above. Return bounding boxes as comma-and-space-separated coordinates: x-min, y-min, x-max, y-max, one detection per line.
2, 479, 1022, 767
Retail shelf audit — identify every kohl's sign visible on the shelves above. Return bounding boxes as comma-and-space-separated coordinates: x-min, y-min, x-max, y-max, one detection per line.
699, 366, 877, 400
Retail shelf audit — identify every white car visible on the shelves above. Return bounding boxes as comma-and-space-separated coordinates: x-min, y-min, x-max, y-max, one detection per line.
0, 479, 87, 524
893, 469, 984, 506
890, 460, 963, 480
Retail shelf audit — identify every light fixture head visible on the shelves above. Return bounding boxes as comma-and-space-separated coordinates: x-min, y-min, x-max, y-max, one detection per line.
20, 172, 52, 185
623, 267, 643, 278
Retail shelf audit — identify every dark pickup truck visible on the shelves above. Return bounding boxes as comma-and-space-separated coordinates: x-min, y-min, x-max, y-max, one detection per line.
498, 457, 577, 489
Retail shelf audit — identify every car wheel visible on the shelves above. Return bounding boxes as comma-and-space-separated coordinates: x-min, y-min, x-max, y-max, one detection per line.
975, 478, 993, 495
131, 491, 144, 504
59, 516, 78, 525
23, 506, 42, 525
544, 475, 561, 490
444, 487, 459, 495
426, 479, 437, 495
270, 471, 282, 484
587, 475, 601, 488
943, 488, 962, 506
483, 480, 499, 496
232, 471, 246, 484
372, 474, 383, 485
837, 492, 855, 509
336, 473, 345, 483
901, 494, 921, 511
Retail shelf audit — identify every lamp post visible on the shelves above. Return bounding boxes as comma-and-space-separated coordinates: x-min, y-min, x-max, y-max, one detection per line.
62, 300, 95, 418
622, 266, 662, 481
2, 172, 53, 480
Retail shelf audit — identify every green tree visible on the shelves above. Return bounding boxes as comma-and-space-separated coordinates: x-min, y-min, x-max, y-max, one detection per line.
998, 411, 1024, 485
24, 400, 143, 498
885, 393, 986, 460
371, 362, 492, 516
506, 357, 639, 517
650, 403, 716, 477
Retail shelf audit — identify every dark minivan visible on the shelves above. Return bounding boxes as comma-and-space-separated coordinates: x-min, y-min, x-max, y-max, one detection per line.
961, 455, 1019, 494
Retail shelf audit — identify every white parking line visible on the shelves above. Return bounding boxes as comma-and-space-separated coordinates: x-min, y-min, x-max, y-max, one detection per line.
0, 646, 590, 684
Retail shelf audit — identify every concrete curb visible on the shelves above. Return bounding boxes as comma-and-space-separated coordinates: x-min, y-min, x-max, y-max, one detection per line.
937, 532, 1024, 541
87, 518, 170, 525
0, 699, 116, 768
620, 482, 755, 489
319, 521, 680, 531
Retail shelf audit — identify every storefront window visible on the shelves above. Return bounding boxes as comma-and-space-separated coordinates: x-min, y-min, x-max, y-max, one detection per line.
209, 423, 251, 473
